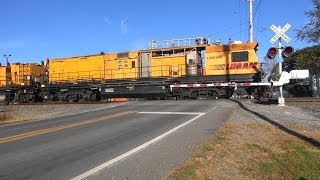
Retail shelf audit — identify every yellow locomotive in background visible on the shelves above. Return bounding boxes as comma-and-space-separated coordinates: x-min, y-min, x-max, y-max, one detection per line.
0, 63, 45, 86
48, 38, 260, 83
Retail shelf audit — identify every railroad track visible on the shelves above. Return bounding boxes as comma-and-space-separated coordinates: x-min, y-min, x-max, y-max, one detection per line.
5, 98, 320, 106
253, 97, 320, 104
285, 98, 320, 102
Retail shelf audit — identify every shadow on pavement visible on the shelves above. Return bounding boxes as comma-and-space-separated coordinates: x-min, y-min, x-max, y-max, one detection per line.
230, 99, 320, 149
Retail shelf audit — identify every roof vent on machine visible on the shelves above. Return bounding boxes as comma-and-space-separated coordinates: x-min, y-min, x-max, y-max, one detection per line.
195, 37, 209, 45
149, 36, 210, 49
214, 40, 223, 45
228, 40, 243, 44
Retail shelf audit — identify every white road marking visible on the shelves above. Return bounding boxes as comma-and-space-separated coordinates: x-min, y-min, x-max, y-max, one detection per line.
138, 112, 205, 115
71, 107, 217, 180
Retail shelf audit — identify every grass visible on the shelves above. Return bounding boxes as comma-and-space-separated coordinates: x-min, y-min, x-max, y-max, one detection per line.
166, 108, 320, 180
260, 146, 319, 179
258, 143, 320, 179
167, 165, 197, 180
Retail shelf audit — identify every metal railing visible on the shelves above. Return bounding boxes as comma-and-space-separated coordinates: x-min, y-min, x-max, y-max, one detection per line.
49, 65, 188, 83
149, 37, 210, 49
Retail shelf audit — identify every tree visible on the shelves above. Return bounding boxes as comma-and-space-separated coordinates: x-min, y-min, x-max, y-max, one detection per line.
289, 0, 320, 97
284, 45, 320, 97
284, 45, 320, 74
296, 0, 320, 44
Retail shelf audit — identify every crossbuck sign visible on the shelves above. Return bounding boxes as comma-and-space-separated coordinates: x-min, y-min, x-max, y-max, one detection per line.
270, 23, 291, 43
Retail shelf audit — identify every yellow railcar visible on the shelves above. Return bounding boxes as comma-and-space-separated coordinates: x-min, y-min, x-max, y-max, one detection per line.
11, 63, 45, 85
48, 42, 259, 83
0, 66, 11, 86
49, 54, 104, 83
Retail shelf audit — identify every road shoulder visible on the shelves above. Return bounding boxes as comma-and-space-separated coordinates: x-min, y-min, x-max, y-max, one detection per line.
167, 100, 320, 179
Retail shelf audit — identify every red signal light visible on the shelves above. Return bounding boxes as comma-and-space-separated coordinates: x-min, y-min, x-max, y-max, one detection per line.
285, 47, 293, 54
267, 47, 278, 59
269, 48, 277, 54
282, 46, 294, 58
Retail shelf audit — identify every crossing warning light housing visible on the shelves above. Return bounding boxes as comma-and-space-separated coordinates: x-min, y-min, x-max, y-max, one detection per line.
282, 46, 294, 59
267, 47, 278, 59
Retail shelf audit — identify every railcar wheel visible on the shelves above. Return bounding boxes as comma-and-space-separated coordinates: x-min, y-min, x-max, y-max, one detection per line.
209, 91, 219, 99
225, 88, 234, 99
190, 91, 198, 99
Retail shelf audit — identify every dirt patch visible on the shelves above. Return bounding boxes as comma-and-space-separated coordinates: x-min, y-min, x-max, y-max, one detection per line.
167, 100, 320, 179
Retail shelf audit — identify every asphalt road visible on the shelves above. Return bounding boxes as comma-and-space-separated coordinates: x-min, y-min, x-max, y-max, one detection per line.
0, 100, 233, 180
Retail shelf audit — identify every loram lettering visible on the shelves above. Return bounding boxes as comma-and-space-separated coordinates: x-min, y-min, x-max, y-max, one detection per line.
225, 62, 258, 70
207, 55, 223, 60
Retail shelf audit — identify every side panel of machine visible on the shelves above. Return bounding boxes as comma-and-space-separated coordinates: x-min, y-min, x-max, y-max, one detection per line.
49, 55, 105, 82
151, 55, 186, 78
204, 42, 259, 76
11, 63, 45, 85
140, 53, 151, 78
0, 66, 11, 86
104, 52, 139, 80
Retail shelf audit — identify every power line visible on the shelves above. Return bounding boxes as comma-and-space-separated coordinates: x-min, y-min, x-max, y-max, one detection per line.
253, 0, 262, 19
229, 28, 250, 38
239, 0, 242, 40
208, 1, 262, 43
254, 0, 262, 42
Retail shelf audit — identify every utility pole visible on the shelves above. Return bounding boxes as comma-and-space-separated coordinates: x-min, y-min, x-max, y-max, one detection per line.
3, 54, 11, 66
249, 0, 254, 42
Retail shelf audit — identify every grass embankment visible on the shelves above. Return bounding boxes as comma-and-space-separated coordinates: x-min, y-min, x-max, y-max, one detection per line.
167, 108, 320, 179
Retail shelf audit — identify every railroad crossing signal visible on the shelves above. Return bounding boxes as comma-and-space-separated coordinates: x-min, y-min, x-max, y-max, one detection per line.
266, 47, 278, 59
268, 23, 292, 105
266, 46, 295, 60
282, 46, 294, 59
270, 23, 291, 43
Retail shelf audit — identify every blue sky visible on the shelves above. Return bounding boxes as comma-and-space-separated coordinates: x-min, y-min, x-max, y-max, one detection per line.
0, 0, 316, 64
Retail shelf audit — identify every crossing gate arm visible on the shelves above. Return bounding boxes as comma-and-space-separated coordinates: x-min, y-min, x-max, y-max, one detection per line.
169, 70, 309, 91
169, 82, 272, 91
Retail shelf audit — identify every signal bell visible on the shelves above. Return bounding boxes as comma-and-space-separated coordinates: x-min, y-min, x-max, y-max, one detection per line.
267, 47, 278, 59
282, 46, 294, 58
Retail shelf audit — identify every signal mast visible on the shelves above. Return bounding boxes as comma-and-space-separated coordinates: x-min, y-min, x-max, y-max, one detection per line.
248, 0, 254, 42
